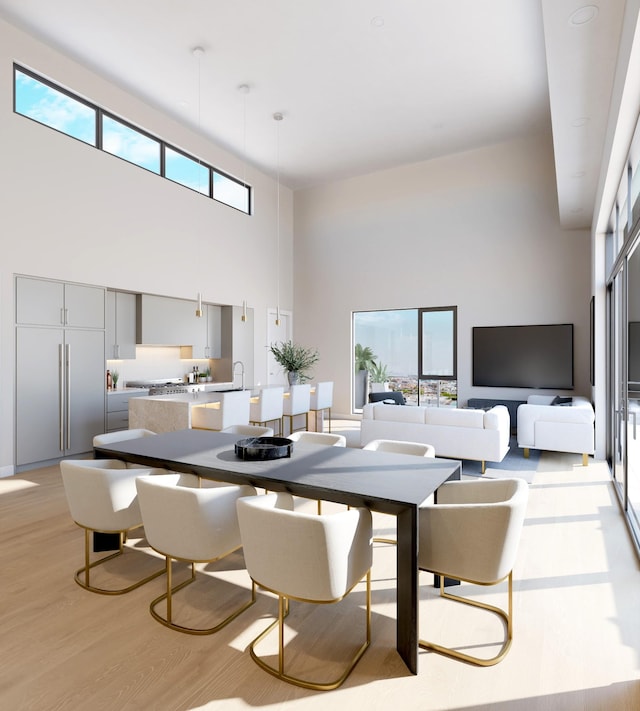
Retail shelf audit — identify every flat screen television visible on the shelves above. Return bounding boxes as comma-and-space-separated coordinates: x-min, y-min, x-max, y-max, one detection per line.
472, 324, 574, 389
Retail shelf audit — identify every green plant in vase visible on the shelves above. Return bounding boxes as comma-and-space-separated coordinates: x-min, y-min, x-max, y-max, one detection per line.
111, 369, 119, 389
269, 340, 319, 384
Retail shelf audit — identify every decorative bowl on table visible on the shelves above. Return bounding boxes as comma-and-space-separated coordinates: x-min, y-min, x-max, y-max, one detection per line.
234, 436, 294, 461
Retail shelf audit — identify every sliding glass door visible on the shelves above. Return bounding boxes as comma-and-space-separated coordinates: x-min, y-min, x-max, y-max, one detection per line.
608, 238, 640, 547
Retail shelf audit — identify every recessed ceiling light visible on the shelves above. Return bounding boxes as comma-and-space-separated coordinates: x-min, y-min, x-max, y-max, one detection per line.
569, 5, 599, 26
571, 117, 590, 127
371, 16, 385, 28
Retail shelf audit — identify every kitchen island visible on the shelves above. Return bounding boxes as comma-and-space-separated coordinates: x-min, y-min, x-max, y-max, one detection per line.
128, 384, 254, 432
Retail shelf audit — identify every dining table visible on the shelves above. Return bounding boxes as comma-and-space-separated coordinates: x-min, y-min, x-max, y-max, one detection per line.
94, 428, 461, 675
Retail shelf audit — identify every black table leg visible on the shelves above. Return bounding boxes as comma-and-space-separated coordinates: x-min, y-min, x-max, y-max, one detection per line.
93, 532, 120, 551
396, 506, 419, 674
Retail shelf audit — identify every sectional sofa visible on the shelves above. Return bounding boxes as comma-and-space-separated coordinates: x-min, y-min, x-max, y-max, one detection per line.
360, 402, 511, 472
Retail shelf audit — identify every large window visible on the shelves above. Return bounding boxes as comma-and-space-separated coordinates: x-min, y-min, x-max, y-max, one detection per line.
14, 68, 96, 145
353, 307, 457, 410
13, 65, 251, 213
102, 114, 160, 174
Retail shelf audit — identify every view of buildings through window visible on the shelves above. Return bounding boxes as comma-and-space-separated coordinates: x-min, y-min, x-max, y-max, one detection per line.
353, 307, 457, 409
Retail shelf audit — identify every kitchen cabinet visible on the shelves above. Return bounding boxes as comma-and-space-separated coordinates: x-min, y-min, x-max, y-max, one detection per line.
189, 304, 222, 358
106, 389, 149, 431
15, 276, 106, 469
16, 276, 105, 329
106, 290, 136, 359
220, 305, 254, 386
136, 294, 207, 347
16, 326, 105, 467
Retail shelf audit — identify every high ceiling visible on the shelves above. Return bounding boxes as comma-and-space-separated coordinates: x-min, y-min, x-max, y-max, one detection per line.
0, 1, 625, 229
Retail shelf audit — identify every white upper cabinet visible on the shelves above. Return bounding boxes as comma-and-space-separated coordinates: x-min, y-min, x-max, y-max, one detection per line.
106, 290, 137, 359
136, 294, 207, 346
16, 276, 105, 329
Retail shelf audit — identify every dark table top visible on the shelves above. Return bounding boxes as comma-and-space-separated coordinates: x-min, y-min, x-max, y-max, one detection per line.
94, 428, 461, 515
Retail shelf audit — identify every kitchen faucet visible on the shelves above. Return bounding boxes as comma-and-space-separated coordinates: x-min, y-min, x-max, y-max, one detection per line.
233, 360, 245, 390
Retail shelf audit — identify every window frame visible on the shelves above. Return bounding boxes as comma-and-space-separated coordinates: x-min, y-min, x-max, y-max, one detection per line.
13, 63, 251, 215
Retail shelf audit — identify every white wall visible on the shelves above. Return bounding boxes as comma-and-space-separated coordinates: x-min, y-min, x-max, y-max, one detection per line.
294, 131, 591, 416
0, 17, 293, 472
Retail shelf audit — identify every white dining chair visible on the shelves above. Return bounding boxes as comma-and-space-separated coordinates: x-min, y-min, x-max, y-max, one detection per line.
135, 473, 257, 635
220, 424, 274, 437
92, 428, 157, 447
237, 492, 372, 691
363, 438, 436, 542
60, 458, 165, 594
287, 430, 346, 513
249, 386, 284, 435
363, 438, 436, 458
282, 384, 311, 436
287, 430, 346, 447
418, 477, 529, 666
309, 381, 334, 432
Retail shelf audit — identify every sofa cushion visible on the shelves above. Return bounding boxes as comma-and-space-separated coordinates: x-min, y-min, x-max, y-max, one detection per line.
424, 407, 484, 428
551, 396, 573, 406
483, 406, 509, 430
371, 404, 425, 424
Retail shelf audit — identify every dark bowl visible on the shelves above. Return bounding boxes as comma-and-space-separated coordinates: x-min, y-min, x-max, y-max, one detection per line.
234, 436, 294, 460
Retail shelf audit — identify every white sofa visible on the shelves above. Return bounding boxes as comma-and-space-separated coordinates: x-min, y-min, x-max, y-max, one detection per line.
360, 403, 510, 472
516, 395, 594, 464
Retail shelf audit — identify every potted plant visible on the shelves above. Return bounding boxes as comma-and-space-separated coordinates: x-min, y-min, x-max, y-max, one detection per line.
354, 344, 377, 408
369, 361, 391, 392
270, 340, 319, 385
111, 369, 119, 390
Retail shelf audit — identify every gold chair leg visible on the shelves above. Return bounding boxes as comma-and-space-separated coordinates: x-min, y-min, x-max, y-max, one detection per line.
481, 460, 486, 474
149, 558, 256, 635
523, 447, 530, 458
248, 570, 371, 690
74, 527, 165, 595
582, 453, 588, 466
419, 571, 513, 666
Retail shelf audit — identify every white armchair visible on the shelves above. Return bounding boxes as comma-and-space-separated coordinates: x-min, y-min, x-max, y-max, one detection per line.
220, 424, 274, 437
418, 478, 529, 665
287, 431, 346, 447
236, 492, 372, 690
191, 390, 251, 431
60, 459, 165, 594
93, 428, 156, 446
517, 395, 595, 464
363, 438, 435, 458
135, 473, 257, 634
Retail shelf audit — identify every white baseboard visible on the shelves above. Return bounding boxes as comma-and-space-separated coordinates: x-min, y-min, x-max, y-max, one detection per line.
0, 465, 16, 478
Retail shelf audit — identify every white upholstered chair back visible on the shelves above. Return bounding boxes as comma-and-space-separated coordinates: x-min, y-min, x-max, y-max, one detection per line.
249, 386, 284, 428
221, 424, 274, 437
283, 384, 311, 417
60, 459, 154, 532
136, 473, 256, 562
191, 390, 251, 431
310, 381, 333, 410
93, 428, 156, 447
419, 477, 528, 584
287, 431, 346, 447
237, 492, 372, 601
363, 438, 435, 458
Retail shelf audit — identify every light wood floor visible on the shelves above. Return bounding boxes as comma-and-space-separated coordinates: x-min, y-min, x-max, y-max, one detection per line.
2, 433, 640, 710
